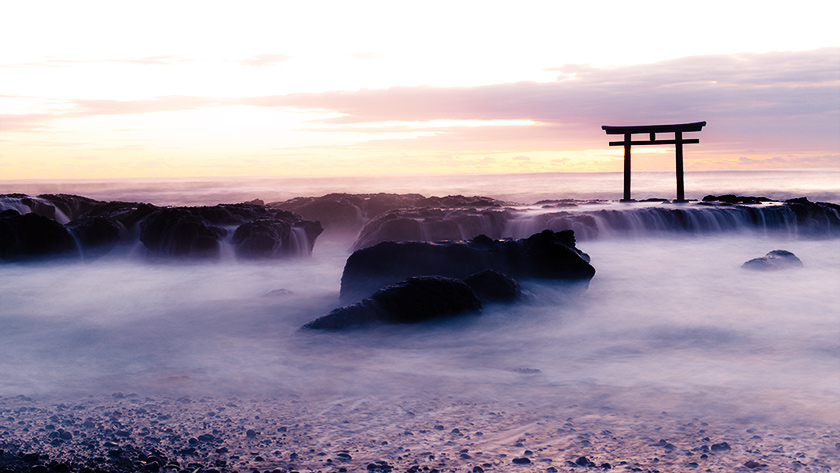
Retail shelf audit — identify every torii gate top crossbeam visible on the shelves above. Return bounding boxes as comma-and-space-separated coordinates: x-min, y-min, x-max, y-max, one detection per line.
601, 121, 706, 202
601, 121, 706, 135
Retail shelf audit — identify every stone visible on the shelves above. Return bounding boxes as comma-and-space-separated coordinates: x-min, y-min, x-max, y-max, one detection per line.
66, 216, 123, 260
0, 213, 77, 261
464, 270, 521, 303
340, 230, 594, 303
742, 250, 803, 271
303, 276, 482, 330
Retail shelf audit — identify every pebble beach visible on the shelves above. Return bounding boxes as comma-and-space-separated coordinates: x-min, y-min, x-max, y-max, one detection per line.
2, 391, 838, 473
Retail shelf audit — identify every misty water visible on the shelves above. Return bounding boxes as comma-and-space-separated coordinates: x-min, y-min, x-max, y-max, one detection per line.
1, 171, 839, 429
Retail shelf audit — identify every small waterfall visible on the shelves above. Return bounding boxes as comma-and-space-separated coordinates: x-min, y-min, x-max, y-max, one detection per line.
502, 203, 839, 240
287, 226, 311, 256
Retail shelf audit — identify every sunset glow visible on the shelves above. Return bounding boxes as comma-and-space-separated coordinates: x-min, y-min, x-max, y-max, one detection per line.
2, 0, 839, 180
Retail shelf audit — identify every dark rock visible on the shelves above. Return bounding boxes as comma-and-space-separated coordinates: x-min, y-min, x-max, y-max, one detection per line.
742, 250, 803, 271
38, 194, 103, 220
784, 197, 840, 232
66, 216, 124, 259
464, 270, 521, 303
232, 218, 322, 258
512, 457, 531, 464
352, 207, 512, 250
340, 230, 594, 303
575, 456, 594, 466
271, 193, 506, 238
0, 213, 77, 261
710, 442, 731, 451
702, 195, 773, 204
303, 276, 482, 330
139, 208, 227, 258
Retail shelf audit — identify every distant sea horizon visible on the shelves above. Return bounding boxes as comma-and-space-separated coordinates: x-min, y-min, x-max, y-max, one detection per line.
3, 168, 839, 206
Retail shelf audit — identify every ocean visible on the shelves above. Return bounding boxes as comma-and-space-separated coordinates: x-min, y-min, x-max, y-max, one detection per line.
1, 170, 839, 470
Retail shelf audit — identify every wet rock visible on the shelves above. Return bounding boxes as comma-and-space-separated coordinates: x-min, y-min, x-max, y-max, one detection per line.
303, 276, 482, 330
0, 212, 77, 261
464, 270, 521, 303
742, 250, 803, 271
232, 218, 322, 258
66, 216, 124, 260
38, 194, 103, 220
340, 230, 594, 303
352, 207, 512, 250
702, 195, 772, 204
139, 208, 227, 258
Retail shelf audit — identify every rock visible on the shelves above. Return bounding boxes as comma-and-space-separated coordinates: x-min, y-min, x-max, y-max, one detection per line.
139, 208, 228, 258
271, 193, 507, 239
38, 194, 103, 220
464, 270, 521, 303
0, 213, 78, 261
303, 276, 482, 330
352, 207, 512, 250
340, 230, 594, 303
742, 250, 803, 271
232, 218, 322, 258
139, 204, 322, 258
512, 457, 531, 464
702, 195, 772, 204
710, 441, 731, 451
66, 216, 124, 260
784, 197, 840, 232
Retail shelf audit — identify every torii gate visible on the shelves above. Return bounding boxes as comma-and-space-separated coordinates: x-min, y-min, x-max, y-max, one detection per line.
602, 121, 706, 202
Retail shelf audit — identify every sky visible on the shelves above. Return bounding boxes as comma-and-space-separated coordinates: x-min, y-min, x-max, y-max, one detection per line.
1, 0, 839, 180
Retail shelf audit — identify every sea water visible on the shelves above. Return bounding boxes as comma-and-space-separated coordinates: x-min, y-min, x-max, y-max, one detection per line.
0, 170, 838, 428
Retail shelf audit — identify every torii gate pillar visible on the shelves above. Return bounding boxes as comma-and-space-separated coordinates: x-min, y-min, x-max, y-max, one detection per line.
602, 122, 706, 202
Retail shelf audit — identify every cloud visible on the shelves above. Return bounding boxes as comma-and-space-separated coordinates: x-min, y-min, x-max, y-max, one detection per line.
256, 48, 840, 150
66, 96, 228, 117
0, 113, 57, 132
239, 54, 293, 67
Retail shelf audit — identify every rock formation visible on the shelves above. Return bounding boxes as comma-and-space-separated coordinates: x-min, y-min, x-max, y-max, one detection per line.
303, 276, 483, 330
742, 249, 804, 271
339, 230, 594, 303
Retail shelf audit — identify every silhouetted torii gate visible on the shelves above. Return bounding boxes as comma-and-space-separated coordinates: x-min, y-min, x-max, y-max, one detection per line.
601, 121, 706, 202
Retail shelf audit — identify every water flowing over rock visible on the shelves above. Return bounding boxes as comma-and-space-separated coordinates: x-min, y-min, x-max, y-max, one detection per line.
270, 193, 505, 238
303, 276, 483, 330
742, 250, 804, 271
66, 216, 124, 260
340, 230, 595, 303
0, 194, 323, 261
352, 207, 513, 250
139, 208, 230, 258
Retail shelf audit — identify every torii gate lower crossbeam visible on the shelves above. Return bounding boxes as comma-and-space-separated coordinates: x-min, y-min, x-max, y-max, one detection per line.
601, 121, 706, 202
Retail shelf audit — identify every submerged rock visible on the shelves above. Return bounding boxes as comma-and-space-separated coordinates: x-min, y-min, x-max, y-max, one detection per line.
340, 229, 594, 303
303, 276, 482, 330
742, 249, 803, 271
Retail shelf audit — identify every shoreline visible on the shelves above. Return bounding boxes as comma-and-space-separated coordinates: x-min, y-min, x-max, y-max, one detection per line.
2, 393, 838, 473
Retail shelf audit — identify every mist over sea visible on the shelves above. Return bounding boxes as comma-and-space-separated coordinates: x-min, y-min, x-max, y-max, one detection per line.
1, 169, 839, 430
